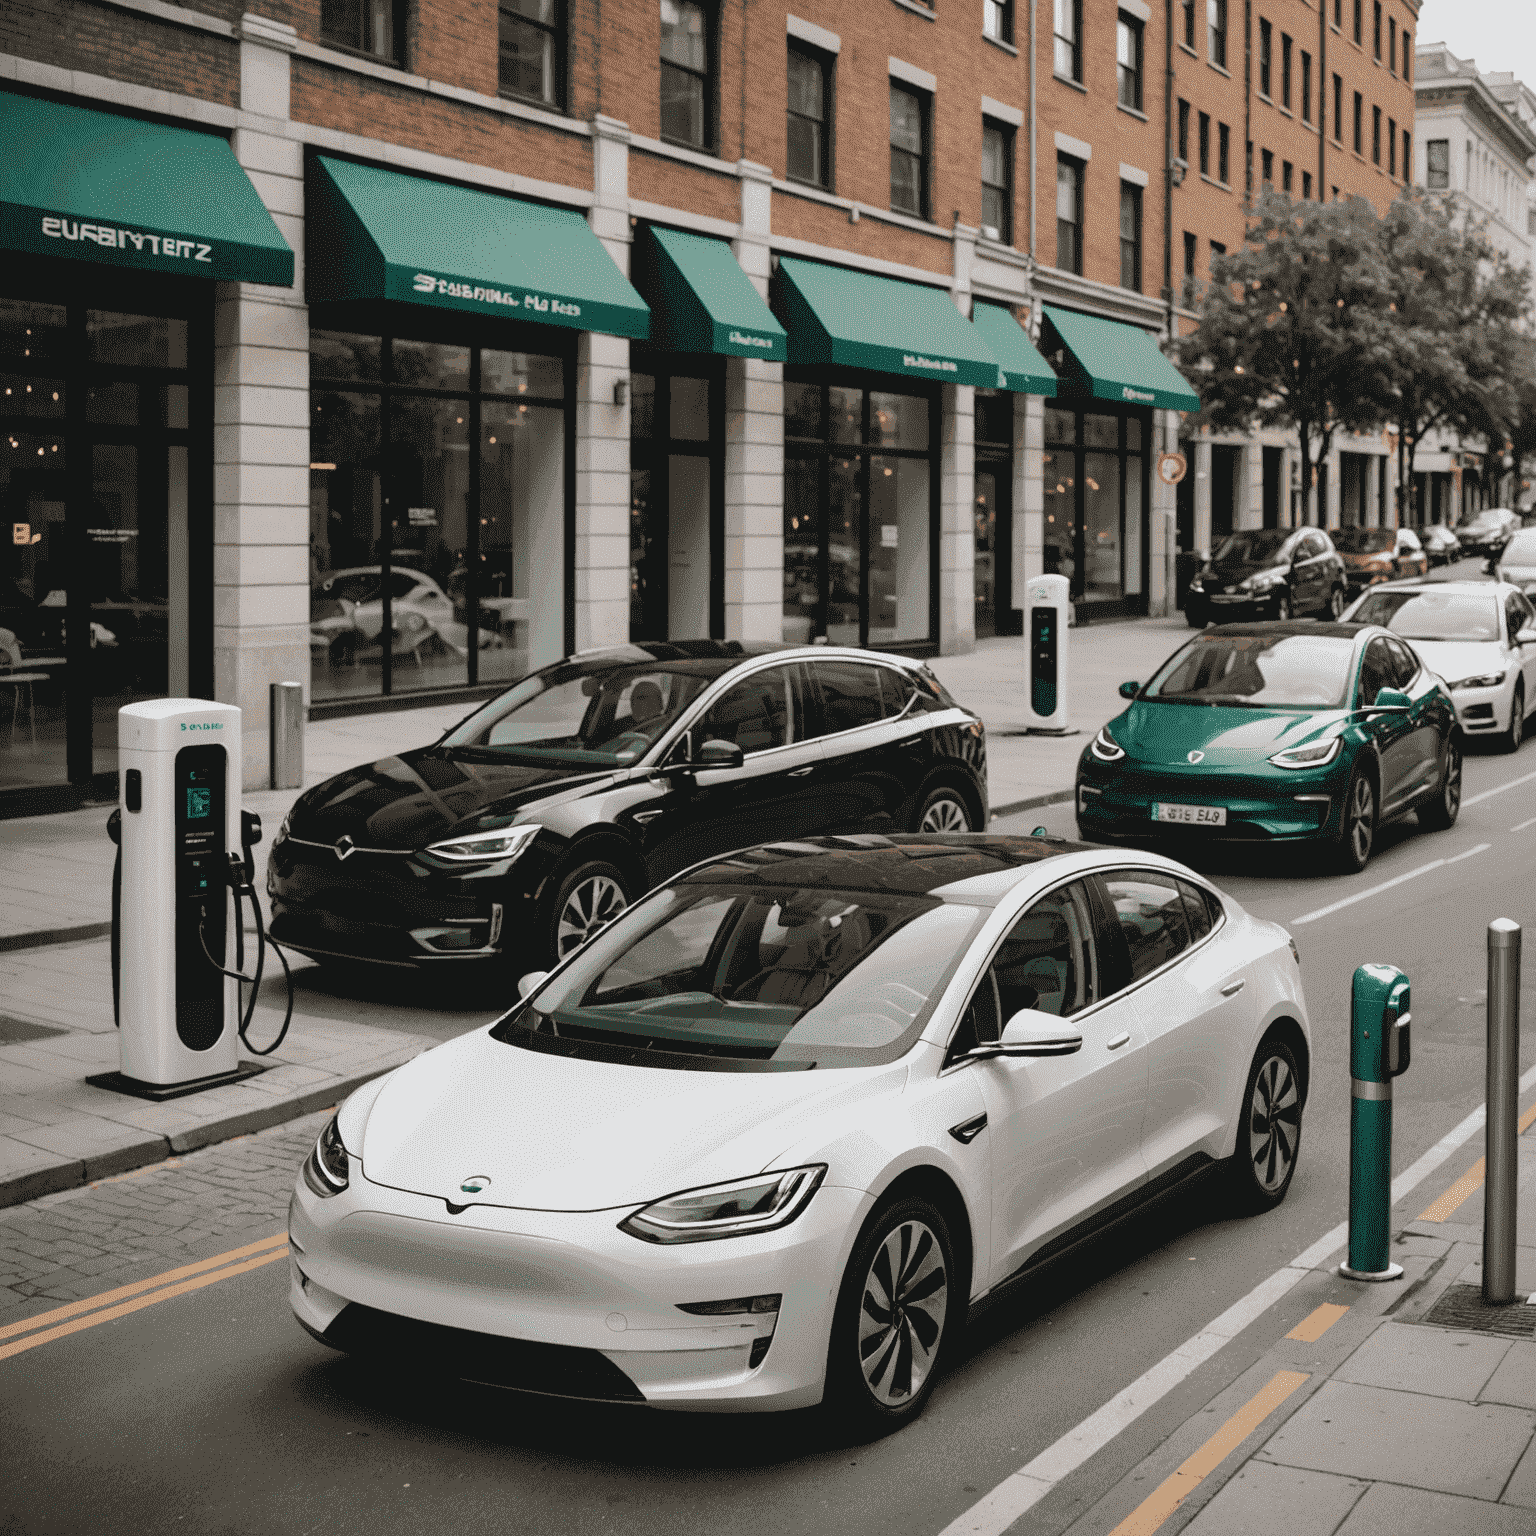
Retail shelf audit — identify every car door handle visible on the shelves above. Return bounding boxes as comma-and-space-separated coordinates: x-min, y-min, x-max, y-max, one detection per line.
632, 809, 664, 825
1107, 1032, 1132, 1050
788, 766, 816, 777
1221, 979, 1246, 997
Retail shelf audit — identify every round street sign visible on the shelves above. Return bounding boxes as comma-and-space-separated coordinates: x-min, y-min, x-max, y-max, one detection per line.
1157, 451, 1188, 486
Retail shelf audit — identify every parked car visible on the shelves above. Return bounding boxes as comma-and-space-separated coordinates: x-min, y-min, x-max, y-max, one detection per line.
1456, 508, 1520, 559
269, 642, 988, 971
1421, 524, 1462, 567
1184, 529, 1347, 628
1492, 528, 1536, 597
1344, 579, 1536, 752
1076, 620, 1462, 873
310, 566, 495, 667
1332, 526, 1428, 595
289, 832, 1310, 1431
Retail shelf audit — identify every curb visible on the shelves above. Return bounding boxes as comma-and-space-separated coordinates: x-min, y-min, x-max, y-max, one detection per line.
0, 1064, 409, 1211
0, 923, 113, 954
990, 788, 1075, 820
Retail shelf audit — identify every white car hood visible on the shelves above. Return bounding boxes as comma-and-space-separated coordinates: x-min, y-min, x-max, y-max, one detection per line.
357, 1027, 905, 1210
1401, 638, 1505, 683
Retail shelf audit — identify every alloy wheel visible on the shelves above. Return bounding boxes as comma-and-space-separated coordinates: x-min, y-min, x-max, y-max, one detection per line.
1329, 588, 1345, 620
555, 874, 627, 957
1444, 743, 1463, 818
1347, 776, 1375, 866
1247, 1054, 1301, 1193
1513, 694, 1525, 752
919, 796, 970, 833
858, 1220, 948, 1406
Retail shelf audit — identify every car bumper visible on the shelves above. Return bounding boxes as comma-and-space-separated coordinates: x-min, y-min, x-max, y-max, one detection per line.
288, 1170, 871, 1412
1450, 681, 1512, 736
1189, 591, 1282, 617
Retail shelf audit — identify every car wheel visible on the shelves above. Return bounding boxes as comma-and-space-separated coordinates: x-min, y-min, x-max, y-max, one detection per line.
1418, 736, 1463, 832
1185, 603, 1207, 629
1501, 683, 1525, 754
914, 786, 975, 833
1327, 587, 1346, 620
1331, 767, 1377, 874
823, 1195, 956, 1438
544, 859, 631, 963
1274, 592, 1292, 621
1226, 1037, 1303, 1214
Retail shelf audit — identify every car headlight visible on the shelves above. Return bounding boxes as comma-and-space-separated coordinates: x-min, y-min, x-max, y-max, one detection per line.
1090, 724, 1126, 762
277, 811, 292, 843
1451, 673, 1506, 691
1240, 567, 1287, 592
1269, 737, 1343, 770
618, 1166, 826, 1245
302, 1115, 349, 1198
426, 823, 541, 863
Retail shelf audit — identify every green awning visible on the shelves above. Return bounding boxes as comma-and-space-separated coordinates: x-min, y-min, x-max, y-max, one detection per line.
633, 226, 787, 360
774, 257, 1004, 389
307, 156, 648, 340
0, 90, 293, 286
1041, 305, 1199, 412
971, 303, 1058, 396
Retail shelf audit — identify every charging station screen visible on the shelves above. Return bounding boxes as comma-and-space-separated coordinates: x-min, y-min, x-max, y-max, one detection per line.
1031, 606, 1058, 717
175, 746, 227, 1051
186, 787, 212, 820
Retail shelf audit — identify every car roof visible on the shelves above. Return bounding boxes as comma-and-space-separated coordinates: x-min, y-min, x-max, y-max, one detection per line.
1203, 620, 1367, 641
555, 641, 935, 671
1354, 578, 1510, 596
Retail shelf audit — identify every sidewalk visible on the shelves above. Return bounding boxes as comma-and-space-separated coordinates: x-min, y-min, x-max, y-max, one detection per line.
1052, 1109, 1536, 1536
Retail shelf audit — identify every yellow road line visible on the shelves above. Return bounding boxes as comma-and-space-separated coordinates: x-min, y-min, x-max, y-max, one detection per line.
0, 1231, 287, 1344
1107, 1371, 1311, 1536
1286, 1303, 1349, 1343
0, 1247, 289, 1362
1418, 1102, 1536, 1223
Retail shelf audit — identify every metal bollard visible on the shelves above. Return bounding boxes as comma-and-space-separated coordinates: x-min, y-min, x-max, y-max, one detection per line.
269, 680, 304, 790
1340, 963, 1412, 1282
1484, 919, 1522, 1306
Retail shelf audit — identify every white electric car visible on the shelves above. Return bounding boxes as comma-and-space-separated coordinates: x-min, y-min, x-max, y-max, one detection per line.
289, 834, 1310, 1433
1344, 579, 1536, 752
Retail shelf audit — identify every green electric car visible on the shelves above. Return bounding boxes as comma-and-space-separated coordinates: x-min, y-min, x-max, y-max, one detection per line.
1075, 622, 1462, 873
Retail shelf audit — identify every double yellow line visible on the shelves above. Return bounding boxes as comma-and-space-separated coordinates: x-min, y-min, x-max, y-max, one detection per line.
0, 1232, 288, 1363
1418, 1100, 1536, 1224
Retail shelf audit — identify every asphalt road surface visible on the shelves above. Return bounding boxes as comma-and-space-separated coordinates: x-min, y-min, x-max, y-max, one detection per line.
3, 740, 1535, 1536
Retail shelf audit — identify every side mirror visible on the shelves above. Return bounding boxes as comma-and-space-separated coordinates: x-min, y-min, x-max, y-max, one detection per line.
517, 970, 549, 1000
1371, 686, 1412, 713
662, 737, 745, 776
1517, 627, 1536, 646
1118, 679, 1141, 700
969, 1008, 1084, 1060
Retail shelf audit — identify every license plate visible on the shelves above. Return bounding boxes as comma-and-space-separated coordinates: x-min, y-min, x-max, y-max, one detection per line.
1152, 802, 1227, 826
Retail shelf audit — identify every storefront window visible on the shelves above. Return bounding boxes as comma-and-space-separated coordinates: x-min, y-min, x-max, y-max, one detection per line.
309, 329, 568, 703
974, 389, 1015, 638
783, 375, 938, 649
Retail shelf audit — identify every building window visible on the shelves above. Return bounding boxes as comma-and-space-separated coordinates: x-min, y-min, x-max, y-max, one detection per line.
1210, 240, 1226, 258
1301, 51, 1312, 121
1282, 159, 1293, 193
1056, 155, 1083, 273
984, 0, 1013, 46
890, 83, 929, 218
1261, 148, 1274, 186
981, 121, 1013, 243
1119, 182, 1142, 291
320, 0, 404, 62
1198, 110, 1211, 175
1352, 0, 1361, 45
1302, 169, 1312, 198
1404, 128, 1412, 180
1333, 74, 1343, 142
1182, 231, 1197, 300
1207, 0, 1226, 67
1281, 33, 1292, 108
1426, 138, 1449, 189
1353, 91, 1363, 155
1218, 122, 1230, 184
1258, 18, 1272, 97
1388, 117, 1396, 176
1117, 13, 1143, 110
499, 0, 565, 108
786, 45, 832, 188
1373, 1, 1381, 59
1403, 33, 1411, 81
1054, 0, 1081, 81
1332, 0, 1340, 25
660, 0, 712, 150
1181, 0, 1195, 47
1388, 16, 1396, 71
1372, 105, 1381, 165
1178, 98, 1191, 161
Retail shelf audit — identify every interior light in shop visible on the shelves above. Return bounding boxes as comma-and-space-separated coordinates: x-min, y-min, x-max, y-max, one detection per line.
1087, 478, 1100, 490
488, 436, 496, 444
883, 467, 893, 476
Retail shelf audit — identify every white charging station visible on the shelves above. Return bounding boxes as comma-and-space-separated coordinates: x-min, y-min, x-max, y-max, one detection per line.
110, 699, 244, 1092
1022, 573, 1072, 734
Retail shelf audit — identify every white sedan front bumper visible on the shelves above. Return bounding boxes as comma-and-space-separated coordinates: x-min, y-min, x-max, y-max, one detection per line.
1451, 676, 1516, 737
288, 1168, 872, 1412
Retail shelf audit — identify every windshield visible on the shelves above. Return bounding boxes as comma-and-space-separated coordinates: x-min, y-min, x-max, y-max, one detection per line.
1212, 530, 1290, 565
1144, 631, 1356, 708
441, 654, 734, 765
1502, 531, 1536, 563
1349, 589, 1500, 641
492, 881, 985, 1070
1332, 528, 1394, 554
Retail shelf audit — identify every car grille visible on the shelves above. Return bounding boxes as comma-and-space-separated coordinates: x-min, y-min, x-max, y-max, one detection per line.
323, 1304, 645, 1402
272, 840, 476, 927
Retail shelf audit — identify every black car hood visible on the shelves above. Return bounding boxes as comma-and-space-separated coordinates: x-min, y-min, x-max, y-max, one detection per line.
1205, 556, 1286, 582
286, 748, 617, 849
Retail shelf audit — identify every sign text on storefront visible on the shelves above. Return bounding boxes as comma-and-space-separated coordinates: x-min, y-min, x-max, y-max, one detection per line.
40, 216, 212, 262
903, 354, 959, 373
412, 273, 580, 316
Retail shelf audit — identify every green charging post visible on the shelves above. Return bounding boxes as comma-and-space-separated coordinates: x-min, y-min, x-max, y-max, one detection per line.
1340, 963, 1412, 1282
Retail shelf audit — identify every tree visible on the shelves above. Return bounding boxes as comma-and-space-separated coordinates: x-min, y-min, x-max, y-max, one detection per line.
1176, 191, 1398, 524
1505, 335, 1536, 513
1372, 192, 1530, 523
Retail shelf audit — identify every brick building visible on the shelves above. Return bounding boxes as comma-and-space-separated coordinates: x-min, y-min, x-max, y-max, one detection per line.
4, 0, 1224, 816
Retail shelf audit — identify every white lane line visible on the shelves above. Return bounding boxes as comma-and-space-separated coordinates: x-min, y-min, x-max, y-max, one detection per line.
1512, 816, 1536, 832
1462, 765, 1536, 810
1292, 857, 1446, 926
935, 1064, 1536, 1536
1445, 842, 1493, 866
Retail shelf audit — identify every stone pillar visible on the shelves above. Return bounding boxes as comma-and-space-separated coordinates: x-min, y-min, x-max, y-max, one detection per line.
1016, 393, 1044, 594
572, 115, 633, 655
724, 160, 784, 643
1149, 410, 1178, 616
1365, 451, 1381, 527
1235, 441, 1264, 530
1324, 445, 1342, 528
214, 14, 309, 791
1193, 436, 1213, 555
939, 384, 976, 654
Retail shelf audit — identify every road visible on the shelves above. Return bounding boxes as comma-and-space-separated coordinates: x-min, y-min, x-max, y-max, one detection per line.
4, 699, 1536, 1536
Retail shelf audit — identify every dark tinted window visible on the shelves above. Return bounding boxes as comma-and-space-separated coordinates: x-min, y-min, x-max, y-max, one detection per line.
1505, 593, 1532, 642
991, 881, 1099, 1018
949, 967, 1001, 1060
1213, 529, 1289, 563
1383, 637, 1418, 689
698, 666, 794, 752
1177, 878, 1214, 942
814, 660, 888, 734
1355, 639, 1394, 708
1102, 872, 1191, 983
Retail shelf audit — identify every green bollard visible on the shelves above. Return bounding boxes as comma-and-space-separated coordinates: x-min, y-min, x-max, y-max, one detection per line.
1339, 963, 1412, 1282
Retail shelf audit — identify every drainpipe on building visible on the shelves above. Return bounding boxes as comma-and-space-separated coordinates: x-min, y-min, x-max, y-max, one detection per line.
1028, 0, 1038, 260
1318, 2, 1327, 197
1163, 0, 1175, 312
1244, 2, 1253, 202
